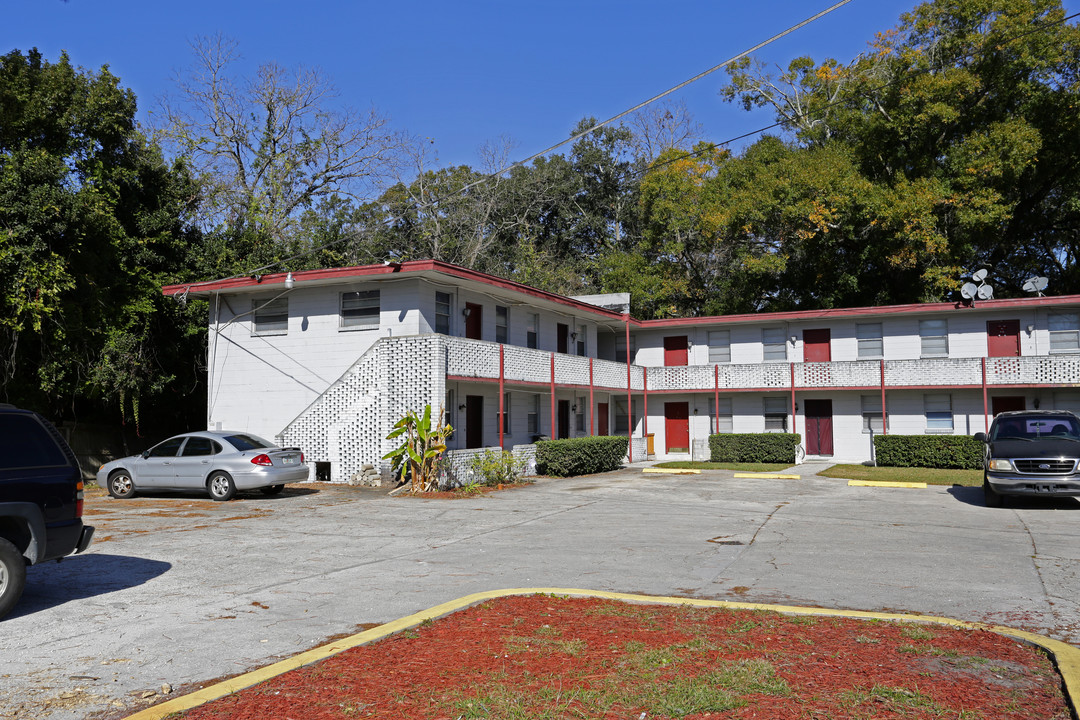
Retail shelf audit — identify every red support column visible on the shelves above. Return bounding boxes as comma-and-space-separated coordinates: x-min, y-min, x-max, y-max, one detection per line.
643, 367, 649, 440
714, 365, 720, 435
625, 315, 633, 462
498, 344, 505, 449
550, 353, 557, 439
880, 359, 887, 436
790, 362, 796, 427
982, 357, 988, 432
589, 358, 595, 436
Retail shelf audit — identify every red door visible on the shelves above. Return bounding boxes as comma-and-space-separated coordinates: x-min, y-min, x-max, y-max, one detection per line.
665, 402, 689, 453
663, 336, 689, 366
597, 403, 609, 436
465, 303, 483, 340
987, 320, 1020, 357
992, 396, 1026, 415
803, 329, 831, 362
804, 399, 834, 456
557, 323, 569, 354
465, 395, 484, 448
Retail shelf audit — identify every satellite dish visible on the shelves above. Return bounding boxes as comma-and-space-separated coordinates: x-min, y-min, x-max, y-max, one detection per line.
1023, 276, 1049, 295
961, 283, 978, 300
972, 269, 988, 282
977, 284, 994, 300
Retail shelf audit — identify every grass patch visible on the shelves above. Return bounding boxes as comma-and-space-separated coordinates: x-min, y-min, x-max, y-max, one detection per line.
653, 461, 792, 472
820, 464, 982, 486
840, 684, 944, 714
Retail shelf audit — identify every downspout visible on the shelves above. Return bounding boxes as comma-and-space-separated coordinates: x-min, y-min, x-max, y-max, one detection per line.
207, 291, 221, 430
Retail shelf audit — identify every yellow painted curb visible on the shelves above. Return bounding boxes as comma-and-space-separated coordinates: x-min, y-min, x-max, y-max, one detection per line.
734, 472, 800, 479
848, 480, 928, 489
642, 467, 701, 475
123, 588, 1080, 720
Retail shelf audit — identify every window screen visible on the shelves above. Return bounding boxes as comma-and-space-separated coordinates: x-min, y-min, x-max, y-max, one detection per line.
253, 297, 288, 335
341, 290, 380, 329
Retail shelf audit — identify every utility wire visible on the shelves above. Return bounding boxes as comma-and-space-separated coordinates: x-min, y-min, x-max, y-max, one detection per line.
236, 4, 1078, 282
235, 0, 855, 280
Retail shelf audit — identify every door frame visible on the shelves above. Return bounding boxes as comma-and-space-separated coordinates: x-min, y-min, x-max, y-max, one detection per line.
465, 395, 484, 448
803, 399, 834, 456
664, 402, 690, 453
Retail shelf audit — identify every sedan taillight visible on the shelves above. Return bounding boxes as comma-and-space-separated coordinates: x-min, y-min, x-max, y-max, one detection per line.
251, 454, 273, 466
76, 480, 84, 517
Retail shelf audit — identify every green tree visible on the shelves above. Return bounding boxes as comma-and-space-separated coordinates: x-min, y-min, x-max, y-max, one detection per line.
153, 34, 407, 261
719, 0, 1080, 302
0, 49, 200, 420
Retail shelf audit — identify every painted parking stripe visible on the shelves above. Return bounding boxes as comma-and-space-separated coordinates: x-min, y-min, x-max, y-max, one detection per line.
848, 480, 928, 488
733, 472, 800, 479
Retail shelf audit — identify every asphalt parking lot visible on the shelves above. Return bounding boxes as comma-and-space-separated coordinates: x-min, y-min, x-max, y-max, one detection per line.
2, 463, 1079, 719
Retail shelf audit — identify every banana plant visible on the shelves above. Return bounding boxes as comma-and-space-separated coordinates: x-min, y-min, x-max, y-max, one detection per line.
383, 405, 453, 492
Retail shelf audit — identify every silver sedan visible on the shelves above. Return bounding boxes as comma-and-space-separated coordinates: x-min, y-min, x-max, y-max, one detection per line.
96, 431, 308, 501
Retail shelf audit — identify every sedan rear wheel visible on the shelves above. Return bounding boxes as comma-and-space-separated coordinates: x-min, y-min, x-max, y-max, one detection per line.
108, 471, 136, 499
208, 471, 236, 501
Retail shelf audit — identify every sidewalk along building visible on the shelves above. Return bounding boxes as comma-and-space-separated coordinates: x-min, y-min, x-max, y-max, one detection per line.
163, 260, 1080, 483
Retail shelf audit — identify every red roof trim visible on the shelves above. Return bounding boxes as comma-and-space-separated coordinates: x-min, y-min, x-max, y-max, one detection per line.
162, 259, 1080, 326
162, 259, 630, 321
636, 294, 1080, 327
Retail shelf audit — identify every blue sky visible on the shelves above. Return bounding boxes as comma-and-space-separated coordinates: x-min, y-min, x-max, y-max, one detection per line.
7, 1, 1077, 171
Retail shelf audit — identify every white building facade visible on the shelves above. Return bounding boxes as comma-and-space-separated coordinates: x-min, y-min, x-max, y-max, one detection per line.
164, 260, 1080, 483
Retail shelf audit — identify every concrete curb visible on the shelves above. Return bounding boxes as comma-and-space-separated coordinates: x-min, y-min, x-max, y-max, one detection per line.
122, 588, 1080, 720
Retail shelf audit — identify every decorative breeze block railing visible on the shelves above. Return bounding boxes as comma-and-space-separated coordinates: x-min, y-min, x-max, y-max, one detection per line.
885, 358, 981, 386
794, 360, 880, 388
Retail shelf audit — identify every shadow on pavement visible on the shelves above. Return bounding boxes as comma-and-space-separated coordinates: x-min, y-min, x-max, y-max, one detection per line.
948, 484, 1080, 510
9, 553, 171, 619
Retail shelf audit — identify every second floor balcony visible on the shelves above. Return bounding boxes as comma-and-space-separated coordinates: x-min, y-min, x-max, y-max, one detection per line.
442, 336, 1080, 393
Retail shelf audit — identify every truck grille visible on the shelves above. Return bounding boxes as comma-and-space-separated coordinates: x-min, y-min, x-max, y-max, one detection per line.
1013, 458, 1078, 474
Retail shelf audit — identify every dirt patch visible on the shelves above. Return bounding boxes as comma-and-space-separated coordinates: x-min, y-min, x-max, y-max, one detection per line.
164, 595, 1070, 719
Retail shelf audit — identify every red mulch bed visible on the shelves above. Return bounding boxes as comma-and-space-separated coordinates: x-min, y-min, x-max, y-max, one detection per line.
176, 595, 1071, 719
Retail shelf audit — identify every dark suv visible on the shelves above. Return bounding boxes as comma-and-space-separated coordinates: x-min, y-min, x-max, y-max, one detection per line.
974, 410, 1080, 508
0, 405, 94, 618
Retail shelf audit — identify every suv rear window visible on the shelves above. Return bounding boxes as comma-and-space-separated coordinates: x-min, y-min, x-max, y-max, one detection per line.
0, 414, 70, 469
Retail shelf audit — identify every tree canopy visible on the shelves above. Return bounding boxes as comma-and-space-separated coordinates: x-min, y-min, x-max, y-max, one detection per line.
0, 48, 201, 421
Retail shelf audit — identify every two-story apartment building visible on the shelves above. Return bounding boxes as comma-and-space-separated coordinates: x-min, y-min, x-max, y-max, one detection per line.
164, 260, 1080, 483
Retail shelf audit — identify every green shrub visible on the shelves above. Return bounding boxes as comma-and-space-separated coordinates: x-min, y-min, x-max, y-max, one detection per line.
709, 433, 802, 464
468, 449, 528, 486
873, 434, 983, 469
535, 436, 629, 477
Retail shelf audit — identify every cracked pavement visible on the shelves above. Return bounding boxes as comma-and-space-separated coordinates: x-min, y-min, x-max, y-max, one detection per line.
1, 464, 1078, 719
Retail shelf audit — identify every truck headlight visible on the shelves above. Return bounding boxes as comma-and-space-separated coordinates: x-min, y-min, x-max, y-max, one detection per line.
988, 459, 1014, 471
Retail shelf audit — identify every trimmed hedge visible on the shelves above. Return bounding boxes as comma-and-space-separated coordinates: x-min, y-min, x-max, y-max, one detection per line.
535, 436, 629, 477
873, 434, 984, 469
709, 433, 802, 463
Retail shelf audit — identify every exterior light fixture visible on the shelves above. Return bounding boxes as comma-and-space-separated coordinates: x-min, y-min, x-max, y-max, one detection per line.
284, 272, 294, 290
462, 307, 471, 317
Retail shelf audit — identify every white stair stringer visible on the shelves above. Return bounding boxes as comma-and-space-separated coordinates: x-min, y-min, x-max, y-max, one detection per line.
278, 335, 449, 484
